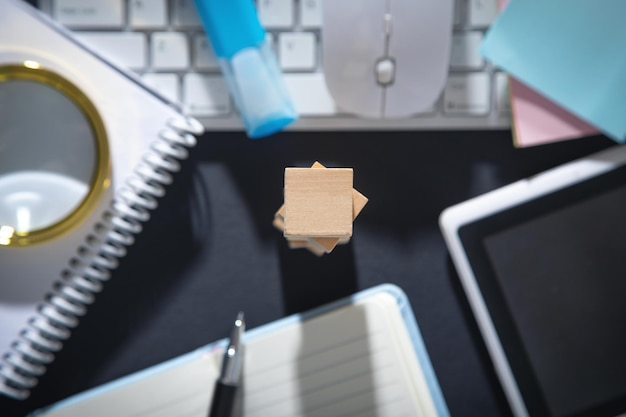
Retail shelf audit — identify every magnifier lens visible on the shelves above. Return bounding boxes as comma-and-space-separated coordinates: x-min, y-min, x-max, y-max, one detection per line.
0, 65, 108, 245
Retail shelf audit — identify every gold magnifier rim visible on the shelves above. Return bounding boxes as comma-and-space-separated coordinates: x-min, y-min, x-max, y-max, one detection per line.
0, 63, 110, 246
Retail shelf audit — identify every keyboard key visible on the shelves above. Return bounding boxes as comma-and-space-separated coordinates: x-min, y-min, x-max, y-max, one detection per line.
193, 35, 220, 70
172, 0, 203, 27
279, 32, 316, 71
130, 0, 167, 28
284, 73, 336, 116
258, 0, 294, 29
76, 32, 146, 70
450, 32, 484, 69
183, 74, 230, 116
468, 0, 498, 27
142, 73, 180, 103
495, 72, 511, 114
299, 0, 322, 28
151, 33, 190, 70
444, 73, 490, 115
53, 0, 124, 28
453, 0, 463, 27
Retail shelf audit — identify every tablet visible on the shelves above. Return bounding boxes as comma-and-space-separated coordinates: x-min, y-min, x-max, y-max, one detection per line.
439, 144, 626, 417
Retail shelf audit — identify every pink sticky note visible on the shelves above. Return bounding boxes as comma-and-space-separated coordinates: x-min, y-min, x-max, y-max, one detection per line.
497, 0, 598, 147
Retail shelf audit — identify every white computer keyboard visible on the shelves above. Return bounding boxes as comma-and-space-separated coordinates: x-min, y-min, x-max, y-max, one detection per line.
39, 0, 511, 131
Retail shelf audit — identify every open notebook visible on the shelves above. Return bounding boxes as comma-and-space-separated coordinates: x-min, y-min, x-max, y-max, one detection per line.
0, 0, 203, 399
29, 284, 450, 417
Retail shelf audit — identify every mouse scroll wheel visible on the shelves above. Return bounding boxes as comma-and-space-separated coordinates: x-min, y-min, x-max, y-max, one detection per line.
375, 58, 395, 86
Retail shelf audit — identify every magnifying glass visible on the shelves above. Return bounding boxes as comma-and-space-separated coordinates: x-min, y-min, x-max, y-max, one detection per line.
0, 62, 110, 246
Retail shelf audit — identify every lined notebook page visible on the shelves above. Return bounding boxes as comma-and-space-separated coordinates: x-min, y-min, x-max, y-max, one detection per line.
35, 292, 437, 417
33, 352, 220, 417
238, 292, 437, 417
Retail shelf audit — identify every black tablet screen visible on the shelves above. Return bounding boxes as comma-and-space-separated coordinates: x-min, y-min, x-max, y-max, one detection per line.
459, 167, 626, 417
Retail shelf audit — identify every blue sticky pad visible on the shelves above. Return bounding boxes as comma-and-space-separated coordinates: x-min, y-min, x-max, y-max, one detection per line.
480, 0, 626, 143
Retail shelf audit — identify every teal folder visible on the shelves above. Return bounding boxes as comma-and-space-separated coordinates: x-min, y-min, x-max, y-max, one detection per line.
480, 0, 626, 143
30, 284, 450, 417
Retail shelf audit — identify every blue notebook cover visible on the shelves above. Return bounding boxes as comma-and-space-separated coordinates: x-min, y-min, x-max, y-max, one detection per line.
480, 0, 626, 143
29, 284, 449, 417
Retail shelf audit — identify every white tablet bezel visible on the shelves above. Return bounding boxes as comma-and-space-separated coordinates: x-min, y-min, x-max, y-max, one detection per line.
439, 144, 626, 417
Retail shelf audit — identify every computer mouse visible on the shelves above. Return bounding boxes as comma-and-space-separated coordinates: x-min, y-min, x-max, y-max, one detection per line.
322, 0, 454, 119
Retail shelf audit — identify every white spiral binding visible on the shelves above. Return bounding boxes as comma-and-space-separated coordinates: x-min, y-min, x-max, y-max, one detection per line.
0, 116, 203, 400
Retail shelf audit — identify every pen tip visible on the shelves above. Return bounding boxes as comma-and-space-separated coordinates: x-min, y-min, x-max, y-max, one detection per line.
229, 312, 245, 349
235, 311, 245, 328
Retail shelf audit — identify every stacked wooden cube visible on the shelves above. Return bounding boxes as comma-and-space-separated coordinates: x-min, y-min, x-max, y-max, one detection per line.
273, 162, 368, 256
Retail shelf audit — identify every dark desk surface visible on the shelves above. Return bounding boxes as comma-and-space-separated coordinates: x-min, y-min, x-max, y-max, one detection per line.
2, 130, 614, 417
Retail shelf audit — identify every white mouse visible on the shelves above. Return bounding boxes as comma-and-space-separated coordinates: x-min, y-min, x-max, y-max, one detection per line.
322, 0, 454, 119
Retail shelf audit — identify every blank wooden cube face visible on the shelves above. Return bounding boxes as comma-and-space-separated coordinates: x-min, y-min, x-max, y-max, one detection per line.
284, 167, 354, 238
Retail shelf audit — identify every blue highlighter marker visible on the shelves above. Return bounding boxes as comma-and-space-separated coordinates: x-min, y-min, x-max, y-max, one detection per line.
193, 0, 298, 139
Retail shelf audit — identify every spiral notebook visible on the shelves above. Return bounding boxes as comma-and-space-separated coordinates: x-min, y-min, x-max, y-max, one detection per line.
29, 284, 450, 417
0, 0, 203, 400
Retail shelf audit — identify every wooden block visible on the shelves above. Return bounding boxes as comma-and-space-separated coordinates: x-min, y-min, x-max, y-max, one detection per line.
275, 200, 344, 254
314, 161, 368, 220
276, 204, 286, 220
309, 164, 365, 252
275, 161, 367, 255
272, 216, 285, 232
312, 237, 341, 253
308, 162, 341, 251
302, 239, 327, 256
284, 167, 354, 238
273, 205, 286, 232
287, 238, 311, 249
352, 189, 368, 219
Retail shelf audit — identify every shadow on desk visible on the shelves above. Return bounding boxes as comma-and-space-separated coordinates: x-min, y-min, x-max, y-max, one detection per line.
1, 130, 614, 417
188, 129, 614, 315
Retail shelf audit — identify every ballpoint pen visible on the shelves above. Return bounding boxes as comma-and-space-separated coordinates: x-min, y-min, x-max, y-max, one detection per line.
209, 312, 245, 417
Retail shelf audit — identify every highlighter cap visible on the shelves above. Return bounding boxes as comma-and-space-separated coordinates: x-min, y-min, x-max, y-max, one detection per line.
194, 0, 266, 58
219, 42, 298, 138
